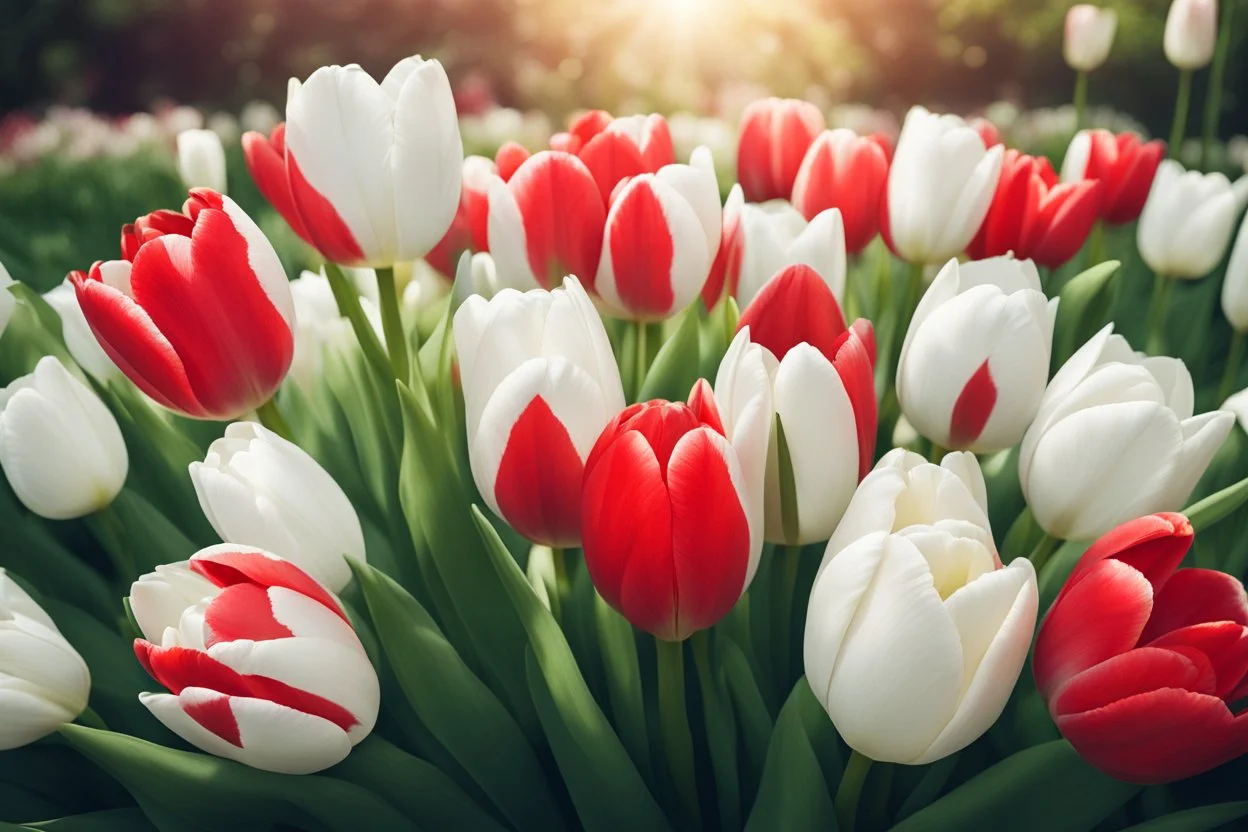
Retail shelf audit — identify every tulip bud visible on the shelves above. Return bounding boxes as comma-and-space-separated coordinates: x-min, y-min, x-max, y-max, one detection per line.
176, 128, 227, 194
805, 528, 1037, 764
0, 569, 91, 750
0, 356, 128, 520
791, 129, 891, 254
1164, 0, 1218, 70
1062, 130, 1166, 225
732, 201, 847, 308
43, 279, 121, 382
1064, 5, 1118, 72
130, 546, 380, 774
71, 189, 295, 420
425, 155, 497, 279
1137, 160, 1237, 279
1033, 513, 1248, 783
455, 276, 625, 547
881, 106, 1004, 266
190, 422, 365, 592
737, 98, 825, 203
897, 257, 1057, 453
1221, 209, 1248, 333
577, 112, 676, 200
0, 261, 14, 338
1020, 325, 1234, 540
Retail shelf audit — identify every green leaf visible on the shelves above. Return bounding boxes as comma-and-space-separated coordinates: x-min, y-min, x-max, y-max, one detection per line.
639, 308, 702, 402
894, 754, 961, 822
1119, 802, 1248, 832
743, 683, 837, 832
594, 593, 653, 784
692, 634, 741, 832
775, 417, 800, 546
1184, 475, 1248, 533
891, 740, 1140, 832
1053, 260, 1120, 367
719, 636, 773, 799
24, 809, 158, 831
348, 559, 563, 832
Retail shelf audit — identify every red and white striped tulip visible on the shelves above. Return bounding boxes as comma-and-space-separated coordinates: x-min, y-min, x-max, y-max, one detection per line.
572, 111, 676, 200
425, 155, 498, 278
731, 201, 847, 308
792, 129, 891, 254
455, 276, 625, 547
736, 98, 825, 203
700, 184, 745, 308
130, 547, 380, 774
70, 189, 295, 421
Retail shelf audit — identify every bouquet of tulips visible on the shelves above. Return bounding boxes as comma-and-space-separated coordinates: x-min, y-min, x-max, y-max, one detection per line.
4, 4, 1248, 829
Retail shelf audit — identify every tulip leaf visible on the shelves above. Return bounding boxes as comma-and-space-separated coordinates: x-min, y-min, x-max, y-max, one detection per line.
894, 753, 962, 822
323, 262, 391, 381
743, 682, 837, 832
1119, 801, 1248, 832
692, 633, 741, 832
639, 308, 702, 402
891, 740, 1140, 832
775, 417, 800, 546
719, 636, 775, 801
1183, 474, 1248, 534
471, 506, 672, 832
593, 593, 654, 784
22, 808, 159, 831
347, 558, 564, 832
1053, 260, 1120, 368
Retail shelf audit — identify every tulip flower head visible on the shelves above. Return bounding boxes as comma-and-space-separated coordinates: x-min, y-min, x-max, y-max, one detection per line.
495, 141, 530, 183
43, 279, 120, 382
570, 110, 677, 200
131, 547, 380, 774
1221, 210, 1248, 333
1034, 513, 1248, 783
177, 128, 227, 193
71, 189, 295, 420
1137, 160, 1237, 280
791, 128, 891, 254
700, 184, 745, 308
425, 155, 498, 278
897, 257, 1057, 453
0, 261, 14, 338
1062, 130, 1166, 225
729, 201, 847, 308
1020, 325, 1234, 540
1164, 0, 1218, 70
242, 120, 317, 249
0, 569, 91, 750
736, 98, 825, 203
1064, 5, 1118, 72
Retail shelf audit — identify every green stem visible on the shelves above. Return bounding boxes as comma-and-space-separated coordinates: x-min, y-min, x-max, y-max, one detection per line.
633, 320, 649, 402
1169, 69, 1193, 161
87, 504, 134, 580
1088, 220, 1105, 267
774, 544, 803, 687
376, 266, 410, 384
323, 262, 391, 379
1073, 70, 1088, 131
656, 637, 700, 828
254, 397, 293, 441
835, 750, 873, 832
550, 546, 569, 620
1201, 0, 1237, 169
928, 441, 947, 464
900, 261, 926, 341
1028, 532, 1061, 574
1219, 330, 1246, 403
75, 705, 108, 731
1145, 271, 1174, 354
843, 257, 858, 321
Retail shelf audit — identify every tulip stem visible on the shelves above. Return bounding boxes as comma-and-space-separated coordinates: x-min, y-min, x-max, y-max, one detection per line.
774, 544, 803, 687
74, 705, 108, 731
324, 262, 391, 380
1073, 71, 1088, 131
1219, 331, 1246, 403
1145, 271, 1175, 354
835, 750, 873, 832
901, 261, 926, 339
633, 320, 649, 402
550, 546, 569, 615
1028, 532, 1061, 574
928, 441, 947, 464
87, 505, 134, 580
254, 397, 293, 441
376, 267, 410, 385
1169, 69, 1193, 161
1201, 0, 1237, 169
1088, 221, 1106, 267
656, 637, 700, 828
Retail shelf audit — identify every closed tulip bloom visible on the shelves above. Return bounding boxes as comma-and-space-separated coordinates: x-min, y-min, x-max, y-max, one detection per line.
0, 569, 91, 750
176, 128, 227, 193
582, 376, 771, 641
242, 120, 318, 250
737, 98, 825, 203
0, 356, 127, 520
487, 151, 606, 291
805, 527, 1037, 764
43, 279, 120, 382
968, 151, 1103, 269
71, 189, 295, 420
1020, 325, 1234, 540
455, 276, 624, 547
791, 129, 891, 254
574, 111, 676, 200
190, 422, 365, 593
1221, 211, 1248, 332
898, 257, 1057, 453
730, 201, 847, 308
1164, 0, 1218, 69
425, 155, 498, 279
1064, 6, 1118, 72
700, 184, 745, 307
881, 106, 1004, 265
1062, 130, 1166, 225
495, 141, 530, 183
727, 265, 877, 543
1034, 513, 1248, 782
594, 147, 721, 320
1137, 160, 1237, 279
131, 546, 380, 774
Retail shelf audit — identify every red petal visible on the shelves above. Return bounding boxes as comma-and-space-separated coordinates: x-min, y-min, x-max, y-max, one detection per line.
686, 379, 725, 436
191, 549, 346, 621
612, 403, 703, 480
506, 152, 606, 290
737, 102, 780, 202
495, 142, 531, 183
579, 131, 649, 203
701, 206, 741, 308
120, 225, 141, 262
832, 320, 878, 480
184, 690, 243, 747
604, 177, 676, 317
569, 110, 612, 147
639, 115, 675, 172
1030, 179, 1103, 269
948, 359, 998, 449
1105, 136, 1165, 225
204, 584, 295, 646
1147, 621, 1248, 700
1142, 568, 1248, 643
241, 126, 314, 246
1071, 513, 1192, 598
286, 151, 365, 265
736, 263, 847, 363
494, 396, 586, 547
1052, 647, 1216, 718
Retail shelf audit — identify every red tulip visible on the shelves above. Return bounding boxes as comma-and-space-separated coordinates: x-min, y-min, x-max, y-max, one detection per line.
969, 150, 1103, 269
791, 129, 891, 254
582, 381, 763, 641
969, 117, 1003, 150
737, 98, 825, 203
425, 155, 497, 278
577, 113, 675, 201
1033, 513, 1248, 783
70, 190, 295, 420
495, 141, 531, 183
1061, 130, 1166, 225
700, 185, 744, 308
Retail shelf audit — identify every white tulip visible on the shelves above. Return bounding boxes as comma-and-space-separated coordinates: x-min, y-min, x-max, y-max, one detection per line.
1020, 325, 1235, 540
0, 569, 92, 750
287, 268, 384, 393
1164, 0, 1219, 70
176, 128, 227, 193
1064, 6, 1118, 72
0, 260, 15, 338
1137, 160, 1237, 279
1221, 210, 1248, 333
734, 201, 846, 308
190, 422, 365, 592
1222, 387, 1248, 434
0, 356, 127, 519
43, 279, 120, 382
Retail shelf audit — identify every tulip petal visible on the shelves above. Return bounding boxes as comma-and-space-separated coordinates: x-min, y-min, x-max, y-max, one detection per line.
1142, 568, 1248, 642
241, 126, 314, 245
1146, 622, 1248, 700
190, 545, 346, 621
1066, 512, 1192, 599
579, 130, 648, 201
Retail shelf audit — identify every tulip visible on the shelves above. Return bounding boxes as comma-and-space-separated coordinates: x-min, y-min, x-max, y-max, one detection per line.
242, 120, 317, 249
574, 111, 676, 200
700, 185, 745, 308
967, 151, 1103, 269
43, 279, 120, 382
1061, 130, 1166, 225
190, 422, 365, 592
1220, 213, 1248, 400
0, 356, 128, 520
727, 265, 877, 543
736, 98, 825, 203
805, 527, 1038, 764
1033, 513, 1248, 783
594, 148, 721, 320
1064, 5, 1118, 72
730, 201, 847, 308
1138, 160, 1237, 280
455, 276, 624, 547
487, 151, 606, 291
495, 141, 530, 183
71, 189, 295, 420
791, 129, 891, 254
131, 546, 380, 774
0, 568, 91, 750
287, 268, 384, 393
1019, 325, 1234, 541
582, 375, 770, 641
1165, 0, 1218, 70
880, 106, 1004, 266
176, 128, 227, 193
0, 261, 14, 338
897, 257, 1057, 453
425, 155, 497, 278
969, 118, 1002, 151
